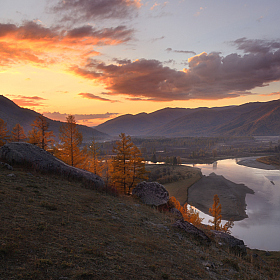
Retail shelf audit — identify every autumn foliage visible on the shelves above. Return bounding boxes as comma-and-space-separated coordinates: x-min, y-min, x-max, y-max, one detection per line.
112, 133, 147, 195
209, 194, 234, 233
0, 118, 9, 146
56, 115, 86, 168
28, 115, 54, 150
11, 124, 26, 142
169, 196, 204, 227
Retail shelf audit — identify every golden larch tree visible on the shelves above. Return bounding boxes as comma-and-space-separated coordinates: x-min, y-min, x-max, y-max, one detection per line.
87, 138, 103, 177
28, 115, 54, 150
28, 127, 41, 146
209, 194, 222, 230
103, 157, 114, 187
0, 118, 9, 146
128, 145, 147, 194
112, 133, 134, 194
57, 115, 85, 168
11, 123, 26, 142
209, 194, 234, 233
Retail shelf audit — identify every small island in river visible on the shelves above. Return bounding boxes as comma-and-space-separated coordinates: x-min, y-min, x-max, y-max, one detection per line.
187, 172, 255, 221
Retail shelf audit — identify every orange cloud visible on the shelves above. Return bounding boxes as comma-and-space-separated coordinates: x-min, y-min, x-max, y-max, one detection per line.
0, 21, 133, 68
259, 92, 280, 97
9, 95, 47, 107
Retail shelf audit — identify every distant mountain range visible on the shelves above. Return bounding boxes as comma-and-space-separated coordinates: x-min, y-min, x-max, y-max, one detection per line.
0, 95, 108, 142
2, 95, 280, 138
96, 99, 280, 137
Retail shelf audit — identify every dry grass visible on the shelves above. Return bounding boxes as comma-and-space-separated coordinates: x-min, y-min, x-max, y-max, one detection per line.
146, 164, 202, 204
0, 164, 279, 279
256, 156, 280, 168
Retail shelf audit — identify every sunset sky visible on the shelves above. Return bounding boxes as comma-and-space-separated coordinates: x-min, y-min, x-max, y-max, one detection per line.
1, 0, 280, 126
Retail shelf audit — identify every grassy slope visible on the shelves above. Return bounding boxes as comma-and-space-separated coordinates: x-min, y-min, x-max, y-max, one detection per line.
145, 164, 202, 204
0, 165, 279, 280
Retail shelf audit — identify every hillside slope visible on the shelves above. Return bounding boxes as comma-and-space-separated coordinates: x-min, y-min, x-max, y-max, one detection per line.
0, 164, 279, 279
96, 108, 191, 136
215, 99, 280, 136
151, 101, 264, 137
0, 95, 108, 142
96, 100, 270, 137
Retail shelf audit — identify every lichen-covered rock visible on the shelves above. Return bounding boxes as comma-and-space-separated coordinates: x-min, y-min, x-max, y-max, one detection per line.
0, 142, 104, 189
173, 219, 211, 243
132, 181, 169, 206
211, 230, 247, 256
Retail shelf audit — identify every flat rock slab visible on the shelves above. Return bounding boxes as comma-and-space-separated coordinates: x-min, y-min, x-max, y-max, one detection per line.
187, 172, 254, 221
0, 142, 104, 189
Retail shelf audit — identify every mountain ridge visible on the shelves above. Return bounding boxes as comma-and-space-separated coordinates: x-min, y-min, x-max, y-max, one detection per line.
96, 99, 279, 137
0, 95, 109, 141
2, 95, 280, 138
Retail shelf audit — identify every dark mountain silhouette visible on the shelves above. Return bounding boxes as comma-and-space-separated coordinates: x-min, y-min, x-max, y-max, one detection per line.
3, 94, 280, 138
150, 102, 265, 137
214, 99, 280, 136
0, 95, 108, 141
96, 100, 271, 137
95, 108, 192, 136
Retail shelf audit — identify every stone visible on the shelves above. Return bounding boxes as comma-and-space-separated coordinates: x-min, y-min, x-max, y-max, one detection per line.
132, 181, 169, 206
0, 162, 13, 170
211, 230, 247, 256
173, 219, 211, 243
0, 142, 104, 189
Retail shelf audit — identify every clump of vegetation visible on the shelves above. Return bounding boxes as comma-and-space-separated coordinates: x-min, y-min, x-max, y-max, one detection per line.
169, 196, 204, 227
209, 194, 234, 233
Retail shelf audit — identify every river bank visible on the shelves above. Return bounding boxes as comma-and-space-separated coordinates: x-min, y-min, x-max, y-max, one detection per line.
236, 156, 277, 170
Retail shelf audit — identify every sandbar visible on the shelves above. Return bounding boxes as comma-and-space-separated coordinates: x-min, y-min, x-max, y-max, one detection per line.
237, 157, 277, 170
187, 172, 254, 221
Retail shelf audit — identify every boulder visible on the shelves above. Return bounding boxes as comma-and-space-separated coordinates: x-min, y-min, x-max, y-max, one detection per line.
169, 207, 184, 219
0, 142, 104, 189
211, 230, 247, 256
173, 219, 211, 243
132, 181, 169, 206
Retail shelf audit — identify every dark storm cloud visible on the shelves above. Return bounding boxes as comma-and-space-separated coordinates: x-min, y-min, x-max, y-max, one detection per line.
50, 0, 142, 23
69, 38, 280, 101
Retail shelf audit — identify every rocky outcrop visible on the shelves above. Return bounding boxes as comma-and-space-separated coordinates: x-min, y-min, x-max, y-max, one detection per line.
132, 181, 169, 206
211, 230, 247, 256
0, 142, 104, 189
173, 219, 211, 243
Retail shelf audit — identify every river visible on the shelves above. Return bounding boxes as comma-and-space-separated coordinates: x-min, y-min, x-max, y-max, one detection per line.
190, 158, 280, 251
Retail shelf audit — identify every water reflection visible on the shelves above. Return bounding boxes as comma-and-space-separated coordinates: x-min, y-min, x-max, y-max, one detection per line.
193, 158, 280, 251
213, 161, 217, 170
